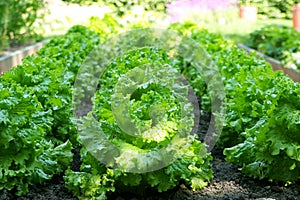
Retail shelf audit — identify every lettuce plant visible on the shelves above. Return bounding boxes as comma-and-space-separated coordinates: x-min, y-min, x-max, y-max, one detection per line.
0, 25, 100, 195
64, 46, 213, 200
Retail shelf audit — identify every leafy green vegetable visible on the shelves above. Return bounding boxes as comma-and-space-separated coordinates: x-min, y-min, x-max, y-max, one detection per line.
0, 25, 100, 195
1, 14, 299, 198
224, 75, 300, 183
65, 45, 213, 199
1, 25, 100, 144
88, 14, 121, 41
171, 21, 300, 184
0, 81, 73, 195
193, 25, 300, 183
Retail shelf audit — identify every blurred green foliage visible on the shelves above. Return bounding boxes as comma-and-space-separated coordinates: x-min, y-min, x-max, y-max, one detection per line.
239, 0, 300, 19
0, 0, 45, 50
62, 0, 171, 16
247, 24, 300, 69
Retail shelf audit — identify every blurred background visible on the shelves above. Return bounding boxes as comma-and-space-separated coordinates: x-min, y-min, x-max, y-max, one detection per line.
0, 0, 299, 51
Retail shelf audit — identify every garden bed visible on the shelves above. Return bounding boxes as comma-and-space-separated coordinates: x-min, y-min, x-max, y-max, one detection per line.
1, 22, 300, 200
0, 39, 49, 74
237, 44, 300, 83
1, 110, 300, 200
2, 147, 300, 199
